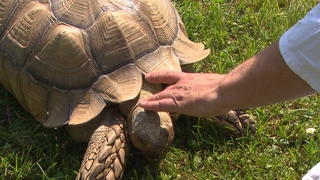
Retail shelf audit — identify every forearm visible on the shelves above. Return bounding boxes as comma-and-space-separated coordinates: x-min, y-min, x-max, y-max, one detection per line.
219, 40, 317, 110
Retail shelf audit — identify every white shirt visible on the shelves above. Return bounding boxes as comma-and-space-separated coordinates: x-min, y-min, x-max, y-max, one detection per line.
302, 162, 320, 180
279, 4, 320, 180
279, 4, 320, 93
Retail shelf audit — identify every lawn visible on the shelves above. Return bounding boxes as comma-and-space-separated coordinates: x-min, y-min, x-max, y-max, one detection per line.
1, 0, 319, 179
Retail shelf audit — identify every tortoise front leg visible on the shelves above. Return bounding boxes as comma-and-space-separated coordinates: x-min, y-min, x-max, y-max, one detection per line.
75, 108, 128, 180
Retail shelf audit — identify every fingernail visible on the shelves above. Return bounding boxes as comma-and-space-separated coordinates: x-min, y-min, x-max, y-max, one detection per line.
144, 73, 150, 78
139, 101, 146, 106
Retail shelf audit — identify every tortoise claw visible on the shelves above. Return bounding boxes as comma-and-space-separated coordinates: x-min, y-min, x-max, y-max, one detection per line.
213, 109, 256, 138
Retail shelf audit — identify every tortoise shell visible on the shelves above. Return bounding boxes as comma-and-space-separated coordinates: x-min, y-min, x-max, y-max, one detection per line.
0, 0, 209, 128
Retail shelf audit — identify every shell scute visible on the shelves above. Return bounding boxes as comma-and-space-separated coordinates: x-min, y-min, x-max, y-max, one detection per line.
28, 25, 100, 90
135, 46, 181, 73
88, 10, 159, 74
92, 64, 142, 104
0, 0, 35, 37
0, 2, 54, 68
51, 0, 103, 29
69, 89, 107, 125
21, 70, 49, 123
133, 0, 178, 45
0, 55, 27, 109
43, 88, 70, 127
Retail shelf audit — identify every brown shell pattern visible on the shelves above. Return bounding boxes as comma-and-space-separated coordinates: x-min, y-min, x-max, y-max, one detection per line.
0, 0, 210, 127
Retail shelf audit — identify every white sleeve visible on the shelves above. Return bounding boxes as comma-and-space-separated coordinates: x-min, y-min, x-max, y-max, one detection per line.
279, 4, 320, 93
302, 162, 320, 180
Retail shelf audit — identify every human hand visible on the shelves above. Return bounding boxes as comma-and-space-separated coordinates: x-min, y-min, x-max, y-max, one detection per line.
139, 71, 230, 117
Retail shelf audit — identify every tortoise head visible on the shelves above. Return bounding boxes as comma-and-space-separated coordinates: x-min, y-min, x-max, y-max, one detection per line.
119, 81, 174, 161
128, 105, 174, 161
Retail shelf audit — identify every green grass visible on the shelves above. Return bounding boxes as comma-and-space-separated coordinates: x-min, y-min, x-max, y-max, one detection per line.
1, 0, 320, 179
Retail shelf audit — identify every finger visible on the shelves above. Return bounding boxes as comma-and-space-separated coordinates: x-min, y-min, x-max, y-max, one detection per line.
139, 98, 177, 112
144, 71, 184, 84
142, 88, 175, 102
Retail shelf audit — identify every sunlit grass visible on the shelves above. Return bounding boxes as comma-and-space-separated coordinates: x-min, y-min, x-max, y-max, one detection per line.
1, 0, 319, 179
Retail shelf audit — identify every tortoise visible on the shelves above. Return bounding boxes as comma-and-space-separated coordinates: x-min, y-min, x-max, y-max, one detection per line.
0, 0, 256, 179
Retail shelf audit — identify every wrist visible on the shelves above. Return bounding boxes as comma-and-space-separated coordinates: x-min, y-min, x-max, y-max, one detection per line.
216, 75, 233, 113
206, 74, 231, 116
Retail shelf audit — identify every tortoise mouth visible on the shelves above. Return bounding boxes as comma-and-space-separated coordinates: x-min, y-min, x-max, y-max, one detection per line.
141, 144, 170, 162
135, 123, 172, 161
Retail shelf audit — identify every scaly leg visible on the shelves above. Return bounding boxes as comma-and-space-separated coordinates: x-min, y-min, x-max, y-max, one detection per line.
75, 107, 128, 180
